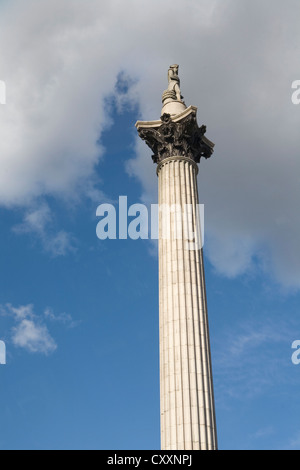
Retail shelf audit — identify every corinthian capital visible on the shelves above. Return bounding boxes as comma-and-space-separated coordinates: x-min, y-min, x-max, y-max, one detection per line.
136, 107, 214, 165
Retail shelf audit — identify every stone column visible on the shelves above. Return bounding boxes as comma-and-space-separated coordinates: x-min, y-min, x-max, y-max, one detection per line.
136, 66, 217, 450
158, 155, 217, 450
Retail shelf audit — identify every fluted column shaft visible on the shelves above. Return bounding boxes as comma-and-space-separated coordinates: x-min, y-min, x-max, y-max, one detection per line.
158, 156, 217, 451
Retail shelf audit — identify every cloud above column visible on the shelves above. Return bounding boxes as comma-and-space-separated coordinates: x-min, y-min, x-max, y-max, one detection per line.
0, 0, 299, 287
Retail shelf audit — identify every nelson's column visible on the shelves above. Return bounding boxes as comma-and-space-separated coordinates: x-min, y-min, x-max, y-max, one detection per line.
136, 65, 217, 450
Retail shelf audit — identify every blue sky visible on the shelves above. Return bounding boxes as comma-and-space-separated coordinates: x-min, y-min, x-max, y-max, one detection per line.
0, 0, 300, 450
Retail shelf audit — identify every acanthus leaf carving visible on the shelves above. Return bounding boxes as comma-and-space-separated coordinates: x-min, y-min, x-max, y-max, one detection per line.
137, 112, 214, 164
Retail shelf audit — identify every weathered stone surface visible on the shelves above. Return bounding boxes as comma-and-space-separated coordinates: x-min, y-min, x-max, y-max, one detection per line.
158, 157, 217, 450
136, 108, 214, 165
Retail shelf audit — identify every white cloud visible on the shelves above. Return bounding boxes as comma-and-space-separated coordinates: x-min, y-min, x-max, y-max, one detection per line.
0, 0, 139, 208
44, 307, 78, 328
1, 303, 75, 355
4, 303, 35, 321
0, 0, 299, 288
13, 203, 76, 256
15, 204, 51, 234
213, 317, 296, 401
11, 318, 57, 355
205, 232, 258, 278
2, 303, 57, 354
